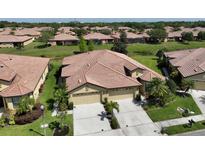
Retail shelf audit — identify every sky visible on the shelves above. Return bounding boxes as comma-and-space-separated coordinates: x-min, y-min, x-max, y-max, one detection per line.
0, 18, 205, 23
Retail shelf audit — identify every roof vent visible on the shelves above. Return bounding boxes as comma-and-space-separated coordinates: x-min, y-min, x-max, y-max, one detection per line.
194, 69, 198, 72
9, 58, 12, 60
0, 65, 3, 68
78, 79, 82, 83
87, 63, 90, 67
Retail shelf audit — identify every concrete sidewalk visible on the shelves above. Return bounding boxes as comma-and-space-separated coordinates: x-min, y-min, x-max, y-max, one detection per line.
155, 114, 205, 128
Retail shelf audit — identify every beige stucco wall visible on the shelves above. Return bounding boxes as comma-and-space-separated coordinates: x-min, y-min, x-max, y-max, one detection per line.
33, 65, 49, 100
0, 43, 14, 48
69, 83, 139, 105
185, 72, 205, 90
49, 41, 57, 46
23, 38, 33, 46
131, 69, 143, 78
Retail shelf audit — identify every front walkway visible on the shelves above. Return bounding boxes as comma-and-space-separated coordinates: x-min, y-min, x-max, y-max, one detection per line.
155, 114, 205, 128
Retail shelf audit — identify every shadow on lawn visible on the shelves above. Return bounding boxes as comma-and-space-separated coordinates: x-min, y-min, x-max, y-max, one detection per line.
29, 129, 44, 136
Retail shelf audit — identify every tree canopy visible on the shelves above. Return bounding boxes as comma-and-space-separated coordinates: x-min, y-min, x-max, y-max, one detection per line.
148, 29, 167, 43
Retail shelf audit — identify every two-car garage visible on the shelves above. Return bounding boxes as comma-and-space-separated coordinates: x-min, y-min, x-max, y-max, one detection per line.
70, 84, 138, 105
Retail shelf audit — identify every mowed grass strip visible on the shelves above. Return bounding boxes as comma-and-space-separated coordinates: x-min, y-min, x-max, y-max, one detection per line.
165, 120, 205, 135
144, 95, 202, 122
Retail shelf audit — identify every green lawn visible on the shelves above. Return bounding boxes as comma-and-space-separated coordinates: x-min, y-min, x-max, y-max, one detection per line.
164, 120, 205, 135
1, 41, 205, 74
144, 95, 202, 122
0, 60, 73, 136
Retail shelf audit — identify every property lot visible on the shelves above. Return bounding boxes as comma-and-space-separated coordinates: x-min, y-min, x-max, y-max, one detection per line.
73, 103, 111, 136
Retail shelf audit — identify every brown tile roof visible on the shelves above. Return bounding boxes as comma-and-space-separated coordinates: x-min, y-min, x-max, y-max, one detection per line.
164, 48, 205, 77
14, 28, 41, 37
0, 54, 49, 97
49, 33, 79, 42
111, 32, 149, 39
0, 35, 32, 43
62, 50, 164, 92
84, 33, 113, 40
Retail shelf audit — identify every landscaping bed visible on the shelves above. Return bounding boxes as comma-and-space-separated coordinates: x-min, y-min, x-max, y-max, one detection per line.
164, 120, 205, 135
143, 94, 202, 122
15, 103, 43, 125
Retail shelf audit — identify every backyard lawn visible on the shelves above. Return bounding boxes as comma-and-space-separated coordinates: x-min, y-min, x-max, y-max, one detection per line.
0, 60, 73, 136
144, 94, 202, 122
1, 41, 205, 74
164, 120, 205, 135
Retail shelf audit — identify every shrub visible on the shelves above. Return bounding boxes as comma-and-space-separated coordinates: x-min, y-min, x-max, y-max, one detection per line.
110, 117, 120, 129
0, 116, 6, 127
49, 121, 60, 130
181, 32, 194, 41
15, 103, 43, 125
67, 102, 73, 110
53, 125, 69, 136
8, 114, 15, 125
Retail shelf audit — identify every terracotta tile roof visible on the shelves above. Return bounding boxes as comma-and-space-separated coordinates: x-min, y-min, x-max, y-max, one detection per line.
0, 54, 49, 97
164, 48, 205, 77
14, 28, 41, 37
90, 26, 112, 31
49, 33, 79, 41
62, 50, 164, 92
0, 35, 32, 43
111, 32, 149, 39
84, 33, 113, 40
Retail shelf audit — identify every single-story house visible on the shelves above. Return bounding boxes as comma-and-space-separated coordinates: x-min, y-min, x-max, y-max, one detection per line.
83, 32, 114, 44
48, 33, 79, 46
14, 28, 41, 39
164, 48, 205, 90
118, 26, 134, 31
0, 35, 33, 48
166, 31, 183, 42
90, 26, 112, 31
0, 54, 50, 110
111, 32, 150, 43
61, 50, 164, 105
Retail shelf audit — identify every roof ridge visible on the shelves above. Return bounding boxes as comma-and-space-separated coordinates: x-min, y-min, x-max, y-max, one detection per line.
97, 61, 141, 85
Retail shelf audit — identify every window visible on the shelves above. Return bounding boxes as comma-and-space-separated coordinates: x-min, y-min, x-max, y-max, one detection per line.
12, 97, 20, 106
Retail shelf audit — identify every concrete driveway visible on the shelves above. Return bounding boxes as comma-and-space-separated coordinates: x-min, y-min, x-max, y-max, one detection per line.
114, 99, 161, 136
73, 103, 111, 136
189, 90, 205, 114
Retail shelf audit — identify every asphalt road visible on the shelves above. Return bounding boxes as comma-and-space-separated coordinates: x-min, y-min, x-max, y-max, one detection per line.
177, 129, 205, 136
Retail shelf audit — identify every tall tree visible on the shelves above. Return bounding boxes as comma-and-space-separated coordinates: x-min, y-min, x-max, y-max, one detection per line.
111, 31, 128, 55
181, 32, 194, 41
88, 40, 94, 51
17, 96, 35, 115
148, 29, 167, 43
78, 37, 87, 52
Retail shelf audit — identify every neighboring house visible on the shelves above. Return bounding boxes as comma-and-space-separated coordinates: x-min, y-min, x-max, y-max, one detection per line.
61, 50, 164, 105
0, 35, 33, 48
111, 32, 150, 43
83, 32, 113, 44
90, 26, 112, 31
164, 48, 205, 90
0, 54, 50, 110
0, 28, 13, 35
58, 27, 75, 35
118, 26, 134, 31
166, 31, 183, 41
14, 28, 41, 39
48, 33, 79, 46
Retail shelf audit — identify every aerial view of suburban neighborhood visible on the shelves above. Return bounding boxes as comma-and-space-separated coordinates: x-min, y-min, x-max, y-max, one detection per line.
1, 18, 205, 136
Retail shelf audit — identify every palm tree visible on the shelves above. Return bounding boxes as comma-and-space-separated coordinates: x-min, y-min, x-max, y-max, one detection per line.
104, 101, 119, 117
54, 85, 69, 112
147, 78, 169, 99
